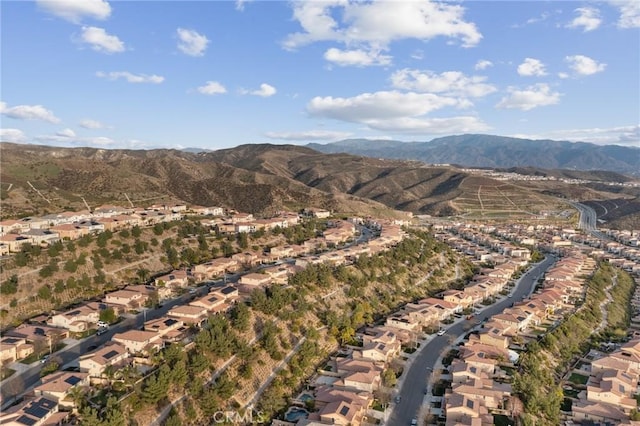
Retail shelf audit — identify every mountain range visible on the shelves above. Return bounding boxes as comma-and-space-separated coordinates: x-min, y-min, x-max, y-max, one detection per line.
307, 134, 640, 176
1, 138, 638, 229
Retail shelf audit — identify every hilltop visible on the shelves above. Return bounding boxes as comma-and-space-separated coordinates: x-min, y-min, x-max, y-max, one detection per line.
308, 134, 640, 176
1, 141, 638, 228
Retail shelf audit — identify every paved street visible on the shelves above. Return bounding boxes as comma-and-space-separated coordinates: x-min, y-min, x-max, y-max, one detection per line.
0, 285, 214, 409
387, 255, 557, 426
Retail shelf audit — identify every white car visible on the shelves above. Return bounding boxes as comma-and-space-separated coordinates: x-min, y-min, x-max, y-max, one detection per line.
437, 329, 446, 336
97, 321, 109, 328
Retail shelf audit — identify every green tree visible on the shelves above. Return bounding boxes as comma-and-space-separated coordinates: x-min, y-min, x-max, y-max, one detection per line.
47, 241, 63, 257
134, 239, 147, 255
131, 225, 142, 238
100, 307, 117, 324
0, 275, 18, 295
221, 241, 234, 257
237, 232, 249, 250
63, 258, 77, 273
153, 223, 164, 236
37, 285, 52, 300
382, 368, 397, 387
136, 268, 149, 284
14, 251, 28, 267
230, 302, 251, 332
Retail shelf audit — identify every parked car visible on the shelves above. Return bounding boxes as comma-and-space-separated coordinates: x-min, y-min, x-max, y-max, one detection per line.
96, 327, 108, 336
437, 329, 446, 336
97, 320, 109, 328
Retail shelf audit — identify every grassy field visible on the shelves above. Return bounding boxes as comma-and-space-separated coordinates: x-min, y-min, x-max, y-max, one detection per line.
452, 176, 569, 219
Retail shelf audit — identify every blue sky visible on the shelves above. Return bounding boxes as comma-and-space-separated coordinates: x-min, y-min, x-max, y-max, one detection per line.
1, 0, 639, 150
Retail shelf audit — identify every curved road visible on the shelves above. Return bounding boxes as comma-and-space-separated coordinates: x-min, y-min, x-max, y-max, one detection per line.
387, 255, 557, 426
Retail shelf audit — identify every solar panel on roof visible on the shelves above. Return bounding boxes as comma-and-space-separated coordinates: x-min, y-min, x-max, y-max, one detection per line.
165, 319, 177, 326
24, 400, 54, 419
64, 376, 82, 386
339, 406, 350, 416
16, 415, 37, 426
103, 350, 119, 359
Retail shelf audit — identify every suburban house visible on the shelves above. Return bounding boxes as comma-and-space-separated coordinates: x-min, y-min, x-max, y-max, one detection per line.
154, 269, 190, 288
0, 336, 34, 364
0, 396, 66, 426
237, 273, 272, 290
586, 369, 638, 412
353, 341, 401, 363
126, 284, 173, 302
167, 305, 209, 326
112, 330, 163, 354
34, 371, 89, 409
0, 234, 33, 252
79, 342, 130, 379
104, 289, 147, 309
190, 294, 227, 313
444, 392, 494, 426
48, 304, 102, 332
49, 223, 90, 240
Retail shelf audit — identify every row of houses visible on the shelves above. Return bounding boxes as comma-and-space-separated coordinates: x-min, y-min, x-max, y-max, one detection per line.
572, 338, 640, 424
570, 276, 640, 425
438, 252, 595, 425
0, 283, 243, 423
278, 326, 404, 426
0, 204, 300, 255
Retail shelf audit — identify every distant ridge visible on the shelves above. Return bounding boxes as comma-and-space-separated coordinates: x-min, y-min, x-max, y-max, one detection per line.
181, 147, 212, 153
307, 134, 640, 176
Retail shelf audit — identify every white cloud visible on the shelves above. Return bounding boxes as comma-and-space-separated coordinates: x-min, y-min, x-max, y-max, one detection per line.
235, 0, 251, 11
511, 124, 640, 146
517, 58, 547, 76
558, 72, 570, 79
362, 116, 490, 134
56, 128, 76, 138
324, 47, 392, 67
283, 0, 481, 66
496, 83, 561, 111
0, 101, 61, 123
305, 90, 486, 134
197, 81, 227, 95
79, 119, 106, 129
241, 83, 277, 97
474, 60, 493, 70
567, 7, 602, 32
79, 26, 125, 53
390, 69, 497, 98
264, 130, 352, 141
34, 133, 116, 146
609, 0, 640, 28
176, 28, 210, 57
0, 128, 27, 143
307, 91, 463, 122
96, 71, 165, 84
565, 55, 606, 75
36, 0, 111, 23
